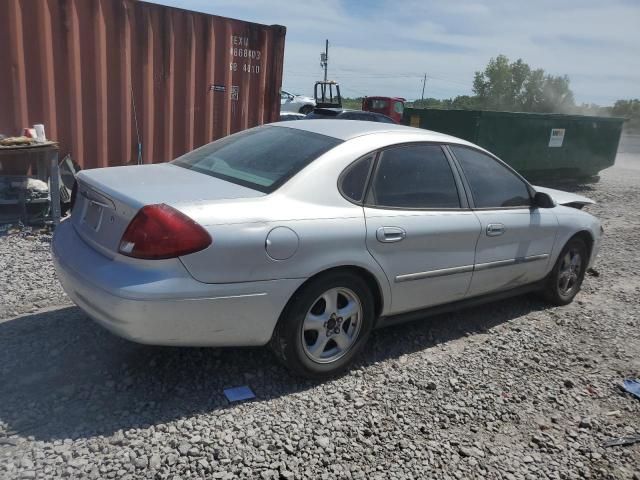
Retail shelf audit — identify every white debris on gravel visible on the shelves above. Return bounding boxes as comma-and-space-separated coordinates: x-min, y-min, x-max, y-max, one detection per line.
1, 160, 639, 479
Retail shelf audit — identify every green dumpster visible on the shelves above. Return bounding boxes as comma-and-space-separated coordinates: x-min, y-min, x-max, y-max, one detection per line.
403, 108, 624, 182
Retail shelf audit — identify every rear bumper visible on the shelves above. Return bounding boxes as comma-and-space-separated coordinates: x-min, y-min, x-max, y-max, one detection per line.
52, 220, 304, 347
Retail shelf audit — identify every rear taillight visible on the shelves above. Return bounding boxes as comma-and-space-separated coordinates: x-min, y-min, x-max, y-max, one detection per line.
118, 204, 211, 259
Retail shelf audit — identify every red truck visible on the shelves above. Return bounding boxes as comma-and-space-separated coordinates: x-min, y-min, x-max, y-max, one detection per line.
362, 96, 406, 123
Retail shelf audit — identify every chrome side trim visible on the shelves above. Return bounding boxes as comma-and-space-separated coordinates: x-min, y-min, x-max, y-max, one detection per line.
395, 264, 474, 283
394, 254, 550, 283
173, 292, 268, 302
474, 254, 549, 272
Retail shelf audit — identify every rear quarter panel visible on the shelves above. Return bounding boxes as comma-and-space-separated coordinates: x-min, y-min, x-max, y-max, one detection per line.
177, 198, 393, 313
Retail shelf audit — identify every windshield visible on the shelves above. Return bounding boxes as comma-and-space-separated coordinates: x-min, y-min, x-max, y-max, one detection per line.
172, 126, 341, 193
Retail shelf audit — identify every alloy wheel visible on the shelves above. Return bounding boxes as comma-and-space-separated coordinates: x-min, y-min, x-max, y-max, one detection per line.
301, 287, 363, 364
557, 248, 583, 297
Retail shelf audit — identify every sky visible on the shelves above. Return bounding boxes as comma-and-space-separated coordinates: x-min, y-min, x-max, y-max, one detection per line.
148, 0, 639, 105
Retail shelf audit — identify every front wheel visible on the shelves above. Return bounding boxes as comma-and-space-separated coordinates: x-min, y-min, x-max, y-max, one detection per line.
270, 272, 375, 378
542, 237, 588, 306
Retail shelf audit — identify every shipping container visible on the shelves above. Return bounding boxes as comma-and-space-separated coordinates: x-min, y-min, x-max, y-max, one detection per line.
404, 108, 624, 182
0, 0, 286, 169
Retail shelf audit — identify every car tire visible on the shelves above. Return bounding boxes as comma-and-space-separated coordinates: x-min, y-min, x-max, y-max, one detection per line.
299, 104, 314, 115
542, 237, 588, 306
270, 271, 375, 378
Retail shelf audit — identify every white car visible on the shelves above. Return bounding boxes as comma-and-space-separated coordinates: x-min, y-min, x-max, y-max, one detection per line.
52, 120, 602, 378
280, 90, 315, 114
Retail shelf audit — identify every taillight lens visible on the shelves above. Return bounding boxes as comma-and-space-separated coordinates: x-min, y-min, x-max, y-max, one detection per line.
118, 204, 211, 259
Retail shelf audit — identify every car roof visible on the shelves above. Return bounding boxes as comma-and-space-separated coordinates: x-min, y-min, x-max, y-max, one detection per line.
271, 119, 463, 143
365, 96, 406, 101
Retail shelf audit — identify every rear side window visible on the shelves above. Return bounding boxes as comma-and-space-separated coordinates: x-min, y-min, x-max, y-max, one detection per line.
172, 126, 341, 193
340, 155, 374, 203
369, 144, 460, 209
450, 146, 531, 208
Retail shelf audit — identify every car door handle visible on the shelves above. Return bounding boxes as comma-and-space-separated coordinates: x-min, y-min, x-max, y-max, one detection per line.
376, 226, 406, 243
486, 223, 505, 236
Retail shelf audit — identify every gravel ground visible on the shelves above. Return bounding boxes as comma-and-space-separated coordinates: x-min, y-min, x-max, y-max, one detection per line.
1, 145, 639, 479
0, 228, 69, 320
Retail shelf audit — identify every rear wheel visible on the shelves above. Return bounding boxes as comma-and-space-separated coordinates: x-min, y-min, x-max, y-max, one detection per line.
542, 237, 588, 305
270, 272, 375, 378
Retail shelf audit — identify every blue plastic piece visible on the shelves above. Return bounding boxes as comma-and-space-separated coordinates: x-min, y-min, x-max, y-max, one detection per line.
622, 379, 640, 400
223, 385, 256, 402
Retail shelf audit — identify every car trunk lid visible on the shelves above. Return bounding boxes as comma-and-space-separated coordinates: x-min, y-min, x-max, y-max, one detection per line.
72, 163, 264, 257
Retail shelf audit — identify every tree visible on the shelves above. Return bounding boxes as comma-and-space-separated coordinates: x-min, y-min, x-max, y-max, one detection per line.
449, 95, 480, 110
510, 59, 531, 107
340, 97, 364, 109
611, 99, 640, 117
412, 97, 447, 109
472, 55, 576, 113
520, 68, 545, 111
473, 54, 514, 110
409, 95, 480, 110
539, 75, 575, 113
612, 99, 640, 131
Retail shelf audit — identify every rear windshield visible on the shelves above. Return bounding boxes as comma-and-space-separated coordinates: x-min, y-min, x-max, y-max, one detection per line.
172, 126, 341, 193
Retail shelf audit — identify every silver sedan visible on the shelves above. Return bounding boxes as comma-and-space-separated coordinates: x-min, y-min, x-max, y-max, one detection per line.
52, 120, 602, 377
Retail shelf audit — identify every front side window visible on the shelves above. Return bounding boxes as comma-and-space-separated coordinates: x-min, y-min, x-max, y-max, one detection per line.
393, 101, 404, 114
369, 144, 460, 209
450, 146, 531, 208
173, 126, 341, 193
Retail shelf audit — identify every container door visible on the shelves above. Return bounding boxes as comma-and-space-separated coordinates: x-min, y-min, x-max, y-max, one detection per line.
449, 145, 557, 297
363, 144, 481, 315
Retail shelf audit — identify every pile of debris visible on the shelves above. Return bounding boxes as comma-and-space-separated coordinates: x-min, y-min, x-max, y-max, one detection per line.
0, 177, 49, 202
0, 177, 51, 224
0, 150, 76, 226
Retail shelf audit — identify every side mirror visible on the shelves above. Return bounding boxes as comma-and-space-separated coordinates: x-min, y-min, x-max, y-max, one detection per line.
533, 191, 555, 208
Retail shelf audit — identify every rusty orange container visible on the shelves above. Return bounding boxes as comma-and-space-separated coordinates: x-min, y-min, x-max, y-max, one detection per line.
0, 0, 286, 169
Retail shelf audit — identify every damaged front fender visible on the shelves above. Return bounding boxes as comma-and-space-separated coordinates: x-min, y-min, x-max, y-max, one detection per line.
533, 186, 595, 209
